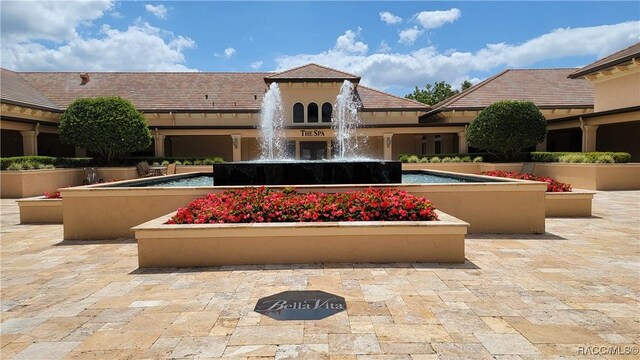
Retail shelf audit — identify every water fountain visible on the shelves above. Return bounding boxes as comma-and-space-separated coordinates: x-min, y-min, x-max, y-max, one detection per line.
259, 83, 287, 160
213, 80, 401, 185
332, 80, 363, 159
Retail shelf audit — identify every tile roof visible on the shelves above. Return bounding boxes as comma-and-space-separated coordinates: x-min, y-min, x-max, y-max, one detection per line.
569, 42, 640, 78
266, 63, 360, 82
357, 85, 429, 110
15, 72, 271, 112
0, 68, 60, 110
425, 68, 594, 117
1, 66, 427, 113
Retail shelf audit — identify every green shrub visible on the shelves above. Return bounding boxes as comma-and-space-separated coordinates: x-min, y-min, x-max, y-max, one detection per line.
6, 162, 24, 170
558, 154, 584, 163
161, 160, 170, 166
429, 157, 441, 163
466, 101, 546, 161
473, 156, 483, 163
174, 160, 182, 165
461, 156, 472, 162
531, 152, 631, 163
60, 97, 152, 165
441, 157, 453, 163
418, 157, 430, 163
594, 154, 615, 163
152, 162, 160, 166
182, 160, 193, 166
449, 157, 462, 163
405, 155, 419, 163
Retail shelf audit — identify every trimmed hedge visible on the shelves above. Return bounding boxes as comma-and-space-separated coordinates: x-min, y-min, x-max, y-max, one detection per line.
400, 153, 488, 163
118, 157, 225, 166
0, 156, 225, 170
0, 156, 95, 170
530, 152, 631, 163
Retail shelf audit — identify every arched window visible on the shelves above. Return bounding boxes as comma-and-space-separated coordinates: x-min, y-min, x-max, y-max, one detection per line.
307, 102, 319, 123
293, 102, 304, 123
321, 102, 332, 123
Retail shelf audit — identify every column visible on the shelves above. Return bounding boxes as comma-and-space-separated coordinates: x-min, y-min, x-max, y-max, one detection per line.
457, 131, 468, 153
154, 135, 166, 157
20, 130, 37, 156
582, 125, 598, 152
383, 133, 393, 160
231, 134, 242, 161
535, 138, 547, 152
75, 147, 87, 157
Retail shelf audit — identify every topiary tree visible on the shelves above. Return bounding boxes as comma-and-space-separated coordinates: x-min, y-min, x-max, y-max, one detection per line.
60, 97, 152, 165
466, 100, 546, 161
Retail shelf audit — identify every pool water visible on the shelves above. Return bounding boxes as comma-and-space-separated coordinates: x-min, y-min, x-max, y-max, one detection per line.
113, 171, 499, 187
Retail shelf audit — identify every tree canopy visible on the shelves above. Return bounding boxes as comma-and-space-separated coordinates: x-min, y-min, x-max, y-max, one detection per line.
60, 97, 152, 165
466, 100, 547, 161
405, 80, 473, 105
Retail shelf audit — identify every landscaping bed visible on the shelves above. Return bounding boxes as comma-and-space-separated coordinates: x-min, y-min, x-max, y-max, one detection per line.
17, 196, 63, 224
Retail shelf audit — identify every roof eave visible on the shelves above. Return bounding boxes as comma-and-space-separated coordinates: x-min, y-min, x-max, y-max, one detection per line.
568, 54, 640, 78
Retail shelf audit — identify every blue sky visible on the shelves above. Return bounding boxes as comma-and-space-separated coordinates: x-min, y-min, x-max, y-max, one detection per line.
2, 1, 639, 96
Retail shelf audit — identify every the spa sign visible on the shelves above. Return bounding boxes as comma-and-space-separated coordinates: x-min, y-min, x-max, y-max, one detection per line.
254, 290, 346, 320
300, 130, 326, 137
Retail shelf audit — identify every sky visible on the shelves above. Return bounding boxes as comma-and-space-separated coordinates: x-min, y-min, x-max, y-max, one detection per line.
1, 1, 639, 96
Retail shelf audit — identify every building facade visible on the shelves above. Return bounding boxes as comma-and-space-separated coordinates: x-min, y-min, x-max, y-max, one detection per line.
1, 44, 639, 161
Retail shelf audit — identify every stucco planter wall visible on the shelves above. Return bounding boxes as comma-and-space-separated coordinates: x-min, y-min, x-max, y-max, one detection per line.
545, 190, 595, 217
402, 163, 480, 173
133, 210, 468, 267
533, 163, 640, 190
60, 171, 546, 240
96, 167, 138, 181
0, 167, 139, 198
17, 196, 63, 224
176, 165, 212, 174
1, 169, 85, 198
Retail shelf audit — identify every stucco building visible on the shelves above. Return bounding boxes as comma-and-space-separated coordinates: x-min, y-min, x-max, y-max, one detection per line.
1, 43, 639, 161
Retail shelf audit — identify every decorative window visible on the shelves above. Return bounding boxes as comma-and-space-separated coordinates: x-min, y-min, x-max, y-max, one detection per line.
307, 102, 319, 123
321, 102, 332, 123
293, 102, 304, 123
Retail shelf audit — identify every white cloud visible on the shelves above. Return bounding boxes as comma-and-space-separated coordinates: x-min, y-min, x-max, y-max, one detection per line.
335, 28, 368, 54
398, 27, 423, 45
251, 60, 263, 69
377, 40, 391, 53
145, 4, 168, 19
1, 0, 114, 43
379, 11, 402, 25
225, 47, 236, 58
275, 22, 640, 92
415, 8, 461, 29
2, 9, 197, 72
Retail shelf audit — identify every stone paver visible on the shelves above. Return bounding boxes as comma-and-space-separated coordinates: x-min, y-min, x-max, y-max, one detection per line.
1, 191, 639, 359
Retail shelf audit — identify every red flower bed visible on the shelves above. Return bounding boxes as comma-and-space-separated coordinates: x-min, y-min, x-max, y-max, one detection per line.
167, 187, 439, 224
481, 170, 572, 192
43, 191, 61, 199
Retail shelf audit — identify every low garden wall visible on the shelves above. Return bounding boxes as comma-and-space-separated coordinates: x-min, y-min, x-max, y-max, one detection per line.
60, 171, 546, 240
545, 190, 595, 217
17, 196, 63, 224
1, 169, 85, 198
533, 163, 640, 190
134, 210, 468, 267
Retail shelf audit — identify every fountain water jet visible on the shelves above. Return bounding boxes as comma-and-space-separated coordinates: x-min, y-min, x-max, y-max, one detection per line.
332, 80, 363, 159
259, 83, 287, 160
213, 79, 400, 185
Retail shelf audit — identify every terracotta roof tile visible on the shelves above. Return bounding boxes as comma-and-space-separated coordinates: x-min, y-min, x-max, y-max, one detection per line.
427, 68, 593, 116
267, 63, 360, 81
0, 68, 60, 110
1, 66, 427, 112
569, 42, 640, 78
15, 72, 271, 111
357, 85, 429, 110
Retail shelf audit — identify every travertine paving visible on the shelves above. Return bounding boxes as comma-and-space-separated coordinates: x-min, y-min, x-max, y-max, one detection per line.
1, 191, 639, 359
